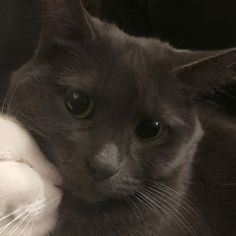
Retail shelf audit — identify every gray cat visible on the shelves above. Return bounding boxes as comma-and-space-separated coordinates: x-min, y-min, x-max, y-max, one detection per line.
6, 0, 236, 235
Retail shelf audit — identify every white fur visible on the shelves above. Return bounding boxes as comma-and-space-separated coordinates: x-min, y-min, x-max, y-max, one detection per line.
0, 115, 62, 236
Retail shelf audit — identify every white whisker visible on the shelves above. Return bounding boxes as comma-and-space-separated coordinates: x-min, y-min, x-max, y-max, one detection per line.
5, 79, 21, 117
124, 195, 146, 234
28, 216, 34, 236
138, 189, 188, 235
19, 214, 32, 236
8, 212, 30, 236
151, 182, 206, 230
0, 210, 27, 234
151, 181, 201, 217
142, 187, 197, 236
0, 207, 25, 223
135, 193, 162, 219
149, 184, 198, 221
128, 196, 146, 226
124, 196, 139, 220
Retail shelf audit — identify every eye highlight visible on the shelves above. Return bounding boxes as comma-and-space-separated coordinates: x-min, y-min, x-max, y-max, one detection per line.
136, 120, 162, 142
65, 89, 94, 118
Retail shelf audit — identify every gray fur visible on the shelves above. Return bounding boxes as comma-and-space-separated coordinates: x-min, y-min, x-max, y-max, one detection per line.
7, 0, 236, 235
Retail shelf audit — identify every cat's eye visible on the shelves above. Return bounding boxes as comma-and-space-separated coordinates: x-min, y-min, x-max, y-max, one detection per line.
65, 89, 94, 118
136, 120, 162, 142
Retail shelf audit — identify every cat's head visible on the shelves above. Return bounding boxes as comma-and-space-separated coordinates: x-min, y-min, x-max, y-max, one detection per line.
8, 0, 236, 204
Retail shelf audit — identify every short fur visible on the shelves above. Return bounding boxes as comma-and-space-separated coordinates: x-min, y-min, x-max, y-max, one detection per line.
0, 115, 62, 236
6, 0, 236, 235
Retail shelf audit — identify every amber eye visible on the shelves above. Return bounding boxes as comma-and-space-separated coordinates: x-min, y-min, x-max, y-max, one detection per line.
136, 120, 161, 142
65, 89, 94, 118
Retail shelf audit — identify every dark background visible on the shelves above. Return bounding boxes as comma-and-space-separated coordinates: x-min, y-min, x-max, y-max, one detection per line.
1, 0, 236, 114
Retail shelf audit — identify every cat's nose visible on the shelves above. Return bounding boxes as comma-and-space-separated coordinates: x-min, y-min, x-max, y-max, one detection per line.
88, 143, 120, 181
89, 162, 119, 181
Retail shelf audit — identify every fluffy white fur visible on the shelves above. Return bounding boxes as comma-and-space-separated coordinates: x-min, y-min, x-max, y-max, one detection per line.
0, 115, 62, 236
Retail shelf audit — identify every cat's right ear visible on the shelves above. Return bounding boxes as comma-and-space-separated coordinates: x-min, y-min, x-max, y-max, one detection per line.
172, 48, 236, 97
39, 0, 95, 49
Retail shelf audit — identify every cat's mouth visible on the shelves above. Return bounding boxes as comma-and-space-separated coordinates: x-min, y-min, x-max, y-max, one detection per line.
62, 174, 142, 204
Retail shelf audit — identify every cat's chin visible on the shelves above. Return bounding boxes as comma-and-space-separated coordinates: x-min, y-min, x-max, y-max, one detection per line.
68, 184, 138, 205
70, 189, 129, 204
61, 172, 141, 204
64, 191, 134, 213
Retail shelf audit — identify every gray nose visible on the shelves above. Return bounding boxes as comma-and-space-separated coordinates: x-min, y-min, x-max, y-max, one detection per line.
89, 161, 119, 181
88, 143, 120, 181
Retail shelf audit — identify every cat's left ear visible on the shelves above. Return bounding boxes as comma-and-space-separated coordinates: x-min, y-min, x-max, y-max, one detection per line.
173, 48, 236, 96
39, 0, 95, 48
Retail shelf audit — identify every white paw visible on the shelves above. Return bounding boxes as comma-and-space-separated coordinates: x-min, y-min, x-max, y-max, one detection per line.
0, 116, 62, 236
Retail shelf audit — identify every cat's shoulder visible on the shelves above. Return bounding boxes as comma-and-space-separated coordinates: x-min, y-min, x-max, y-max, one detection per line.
198, 102, 236, 139
190, 102, 236, 234
193, 101, 236, 193
196, 102, 236, 165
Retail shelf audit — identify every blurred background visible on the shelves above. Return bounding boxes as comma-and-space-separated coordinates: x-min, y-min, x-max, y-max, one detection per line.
0, 0, 236, 114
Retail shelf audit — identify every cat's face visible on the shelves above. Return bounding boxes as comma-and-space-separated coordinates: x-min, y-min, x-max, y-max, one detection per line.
8, 0, 236, 207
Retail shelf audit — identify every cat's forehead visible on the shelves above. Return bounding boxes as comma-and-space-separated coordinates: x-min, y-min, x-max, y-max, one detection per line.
103, 32, 171, 72
66, 36, 172, 89
56, 42, 182, 125
54, 34, 178, 108
47, 19, 174, 93
62, 43, 167, 99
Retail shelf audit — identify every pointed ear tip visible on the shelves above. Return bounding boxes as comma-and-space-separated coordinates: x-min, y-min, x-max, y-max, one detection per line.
227, 62, 236, 78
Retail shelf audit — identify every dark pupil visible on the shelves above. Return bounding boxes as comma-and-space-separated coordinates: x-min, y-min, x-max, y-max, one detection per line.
66, 91, 90, 115
136, 120, 160, 140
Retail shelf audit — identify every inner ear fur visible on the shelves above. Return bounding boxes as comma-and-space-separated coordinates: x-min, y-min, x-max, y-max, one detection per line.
39, 0, 95, 48
174, 48, 236, 96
